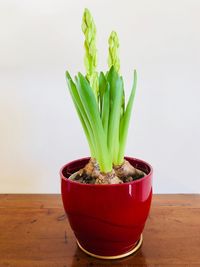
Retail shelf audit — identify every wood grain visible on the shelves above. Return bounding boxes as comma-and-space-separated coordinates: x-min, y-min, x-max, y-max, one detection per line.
0, 194, 200, 267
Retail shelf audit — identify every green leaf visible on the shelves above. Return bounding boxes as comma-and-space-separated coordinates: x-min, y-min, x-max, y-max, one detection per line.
117, 70, 137, 165
99, 72, 107, 115
107, 67, 123, 163
66, 71, 96, 157
101, 81, 110, 137
76, 72, 112, 172
120, 76, 125, 115
107, 66, 118, 100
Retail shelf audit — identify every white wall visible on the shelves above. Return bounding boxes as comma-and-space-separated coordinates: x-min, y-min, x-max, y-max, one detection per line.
1, 0, 200, 193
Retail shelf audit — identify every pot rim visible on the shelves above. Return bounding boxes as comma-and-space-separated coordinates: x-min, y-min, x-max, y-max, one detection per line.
60, 156, 153, 187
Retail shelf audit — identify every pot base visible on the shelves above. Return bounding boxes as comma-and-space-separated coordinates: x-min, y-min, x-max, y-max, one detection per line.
76, 234, 143, 260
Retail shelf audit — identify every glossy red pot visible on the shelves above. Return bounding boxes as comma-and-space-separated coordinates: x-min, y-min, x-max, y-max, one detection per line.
60, 157, 153, 259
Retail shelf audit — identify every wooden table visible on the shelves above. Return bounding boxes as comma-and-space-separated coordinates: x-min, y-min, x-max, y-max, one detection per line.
0, 194, 199, 266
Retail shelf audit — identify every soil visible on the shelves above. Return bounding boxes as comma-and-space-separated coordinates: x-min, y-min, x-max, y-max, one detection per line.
69, 159, 146, 184
69, 171, 96, 184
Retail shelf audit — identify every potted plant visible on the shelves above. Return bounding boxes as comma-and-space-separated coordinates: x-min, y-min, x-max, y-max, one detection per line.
60, 9, 153, 259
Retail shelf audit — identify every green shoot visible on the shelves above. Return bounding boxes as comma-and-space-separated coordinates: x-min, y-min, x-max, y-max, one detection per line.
65, 9, 138, 173
76, 73, 112, 172
117, 70, 137, 164
66, 72, 96, 157
107, 67, 123, 164
108, 31, 120, 73
82, 8, 98, 99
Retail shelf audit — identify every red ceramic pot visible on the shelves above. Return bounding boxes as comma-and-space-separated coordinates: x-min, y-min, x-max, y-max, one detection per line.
60, 157, 153, 259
